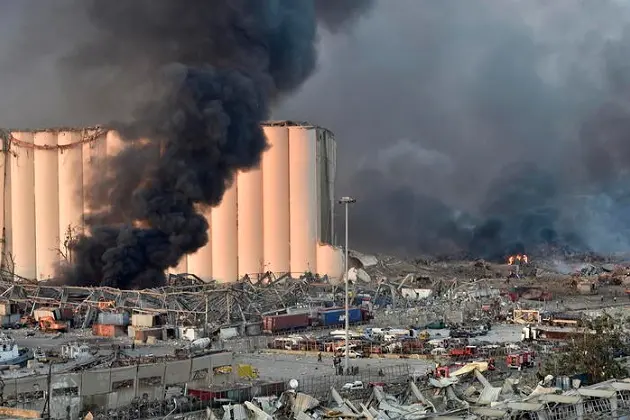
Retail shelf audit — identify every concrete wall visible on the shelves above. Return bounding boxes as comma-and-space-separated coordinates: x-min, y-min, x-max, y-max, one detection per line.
58, 131, 84, 243
237, 167, 263, 278
9, 132, 36, 280
185, 207, 212, 281
2, 122, 343, 282
288, 126, 318, 275
261, 126, 291, 274
34, 132, 59, 280
211, 184, 238, 283
4, 351, 234, 420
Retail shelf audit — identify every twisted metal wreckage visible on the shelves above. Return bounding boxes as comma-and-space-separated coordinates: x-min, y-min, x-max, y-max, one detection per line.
0, 270, 344, 327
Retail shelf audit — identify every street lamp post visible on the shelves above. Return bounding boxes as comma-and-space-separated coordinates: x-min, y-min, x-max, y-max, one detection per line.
339, 196, 356, 375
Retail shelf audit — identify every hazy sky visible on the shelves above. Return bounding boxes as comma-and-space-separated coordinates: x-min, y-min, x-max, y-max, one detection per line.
3, 0, 630, 257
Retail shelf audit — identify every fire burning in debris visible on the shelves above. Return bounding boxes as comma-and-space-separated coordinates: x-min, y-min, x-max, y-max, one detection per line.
507, 254, 529, 265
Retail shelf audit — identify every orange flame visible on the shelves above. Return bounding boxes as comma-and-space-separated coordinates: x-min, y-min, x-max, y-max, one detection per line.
507, 254, 529, 265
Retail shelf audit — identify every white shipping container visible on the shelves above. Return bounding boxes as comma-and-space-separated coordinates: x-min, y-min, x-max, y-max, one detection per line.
131, 314, 155, 327
180, 327, 205, 341
34, 309, 56, 321
0, 303, 13, 316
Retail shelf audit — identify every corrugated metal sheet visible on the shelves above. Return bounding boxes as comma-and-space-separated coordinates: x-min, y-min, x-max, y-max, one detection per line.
316, 127, 336, 245
97, 312, 130, 326
292, 392, 320, 414
477, 386, 502, 405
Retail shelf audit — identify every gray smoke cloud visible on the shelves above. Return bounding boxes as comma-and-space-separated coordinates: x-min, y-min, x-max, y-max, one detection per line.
0, 0, 373, 288
275, 0, 630, 260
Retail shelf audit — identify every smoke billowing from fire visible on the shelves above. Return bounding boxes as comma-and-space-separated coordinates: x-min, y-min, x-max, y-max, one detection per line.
275, 0, 630, 260
8, 1, 630, 268
0, 0, 372, 288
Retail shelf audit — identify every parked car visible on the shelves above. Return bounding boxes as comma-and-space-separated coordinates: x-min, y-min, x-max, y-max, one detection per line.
336, 349, 364, 359
341, 381, 364, 391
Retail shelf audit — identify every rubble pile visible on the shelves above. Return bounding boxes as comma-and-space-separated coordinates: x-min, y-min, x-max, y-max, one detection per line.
0, 250, 627, 419
86, 373, 630, 419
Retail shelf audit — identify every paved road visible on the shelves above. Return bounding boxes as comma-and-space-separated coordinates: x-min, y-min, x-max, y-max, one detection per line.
236, 352, 434, 380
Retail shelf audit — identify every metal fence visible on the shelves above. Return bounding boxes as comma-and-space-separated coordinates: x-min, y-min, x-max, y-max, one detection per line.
296, 364, 410, 400
85, 364, 410, 419
218, 336, 274, 353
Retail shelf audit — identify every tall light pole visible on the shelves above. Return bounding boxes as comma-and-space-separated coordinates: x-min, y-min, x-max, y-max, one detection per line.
339, 196, 356, 375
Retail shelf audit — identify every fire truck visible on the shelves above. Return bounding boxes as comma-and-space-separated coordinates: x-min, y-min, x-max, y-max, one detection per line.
506, 351, 535, 369
449, 345, 477, 358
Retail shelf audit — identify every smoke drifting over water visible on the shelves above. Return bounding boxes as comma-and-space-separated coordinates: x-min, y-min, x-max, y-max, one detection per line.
275, 0, 630, 260
0, 0, 373, 288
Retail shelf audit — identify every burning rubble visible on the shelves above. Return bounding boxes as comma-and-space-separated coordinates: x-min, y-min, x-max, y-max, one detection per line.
507, 254, 529, 265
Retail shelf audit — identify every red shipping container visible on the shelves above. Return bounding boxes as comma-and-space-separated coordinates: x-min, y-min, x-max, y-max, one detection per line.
92, 323, 126, 337
262, 313, 310, 333
59, 308, 75, 321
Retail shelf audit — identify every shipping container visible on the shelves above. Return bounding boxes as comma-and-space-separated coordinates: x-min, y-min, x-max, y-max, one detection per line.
0, 303, 18, 316
319, 307, 362, 326
92, 324, 126, 337
97, 312, 130, 326
58, 308, 74, 321
0, 314, 21, 327
262, 313, 310, 333
33, 309, 57, 321
133, 327, 165, 342
132, 314, 156, 327
180, 327, 204, 341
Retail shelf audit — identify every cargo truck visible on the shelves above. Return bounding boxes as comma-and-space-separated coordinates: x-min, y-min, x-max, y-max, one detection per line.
318, 307, 362, 327
262, 313, 310, 333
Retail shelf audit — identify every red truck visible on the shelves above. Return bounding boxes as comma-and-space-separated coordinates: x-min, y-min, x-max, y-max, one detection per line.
449, 345, 477, 358
507, 351, 535, 369
262, 313, 310, 334
508, 287, 552, 302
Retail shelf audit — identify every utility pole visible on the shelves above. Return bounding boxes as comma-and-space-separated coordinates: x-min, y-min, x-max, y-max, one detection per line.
204, 294, 209, 338
226, 293, 231, 324
339, 196, 356, 375
41, 363, 52, 419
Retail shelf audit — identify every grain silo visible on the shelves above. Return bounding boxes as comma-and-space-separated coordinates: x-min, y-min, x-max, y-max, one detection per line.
0, 121, 344, 283
261, 125, 291, 274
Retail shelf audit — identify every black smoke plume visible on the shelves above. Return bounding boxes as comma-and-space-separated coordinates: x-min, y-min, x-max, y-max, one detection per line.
275, 0, 630, 261
50, 0, 373, 289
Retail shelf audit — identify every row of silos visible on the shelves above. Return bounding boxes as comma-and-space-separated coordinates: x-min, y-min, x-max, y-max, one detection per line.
174, 122, 343, 282
0, 122, 344, 283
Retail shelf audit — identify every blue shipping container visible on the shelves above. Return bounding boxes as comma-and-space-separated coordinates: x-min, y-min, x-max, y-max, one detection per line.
320, 308, 362, 326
